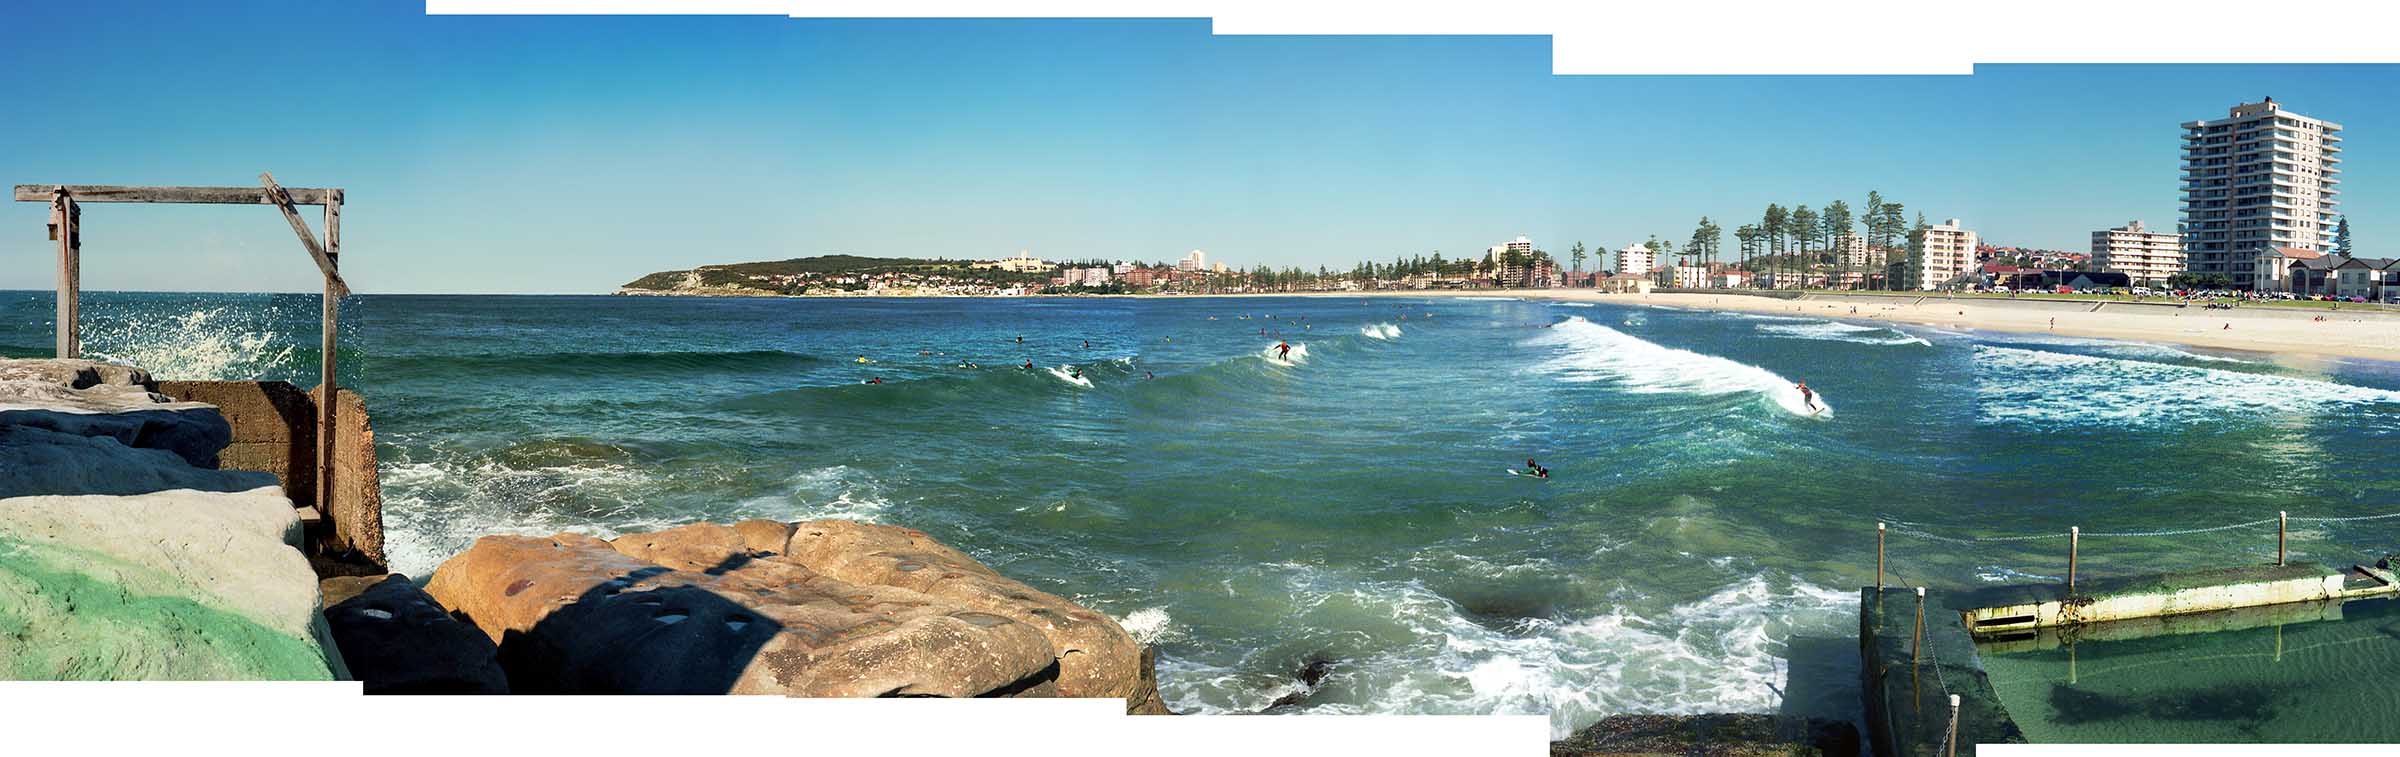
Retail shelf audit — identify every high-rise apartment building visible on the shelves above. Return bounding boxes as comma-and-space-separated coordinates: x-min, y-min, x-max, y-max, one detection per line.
2091, 220, 2184, 286
2180, 98, 2342, 290
1907, 219, 1978, 291
1614, 243, 1655, 276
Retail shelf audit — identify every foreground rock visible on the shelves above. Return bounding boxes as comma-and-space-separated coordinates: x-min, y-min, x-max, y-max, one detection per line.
0, 487, 345, 680
320, 574, 509, 694
1550, 714, 1861, 757
427, 519, 1168, 710
0, 358, 233, 470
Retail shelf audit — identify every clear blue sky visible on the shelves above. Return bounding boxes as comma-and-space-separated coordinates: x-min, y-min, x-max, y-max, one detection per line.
2, 2, 2391, 293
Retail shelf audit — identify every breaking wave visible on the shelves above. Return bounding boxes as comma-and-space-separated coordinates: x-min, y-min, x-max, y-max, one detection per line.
1360, 323, 1403, 340
1973, 345, 2400, 428
1532, 317, 1829, 417
1754, 320, 1930, 347
1157, 564, 1854, 738
84, 306, 298, 381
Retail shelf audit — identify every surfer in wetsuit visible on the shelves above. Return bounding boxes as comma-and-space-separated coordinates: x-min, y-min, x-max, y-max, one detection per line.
1276, 341, 1291, 361
1797, 380, 1818, 412
1023, 360, 1035, 370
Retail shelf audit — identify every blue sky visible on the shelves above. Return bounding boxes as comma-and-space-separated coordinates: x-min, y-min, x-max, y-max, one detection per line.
1, 2, 2391, 293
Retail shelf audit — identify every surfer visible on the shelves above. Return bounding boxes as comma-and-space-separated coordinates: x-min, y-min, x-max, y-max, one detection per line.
855, 355, 869, 364
1016, 335, 1024, 344
1070, 367, 1083, 380
1275, 341, 1292, 361
1521, 458, 1549, 479
1022, 360, 1035, 370
1082, 340, 1090, 349
1796, 380, 1818, 412
865, 377, 882, 385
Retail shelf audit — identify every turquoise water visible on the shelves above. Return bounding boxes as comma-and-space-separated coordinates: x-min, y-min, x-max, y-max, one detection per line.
7, 291, 2400, 735
1982, 598, 2400, 743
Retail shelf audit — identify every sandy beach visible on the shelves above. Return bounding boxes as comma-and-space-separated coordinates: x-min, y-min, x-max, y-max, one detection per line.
1186, 289, 2398, 363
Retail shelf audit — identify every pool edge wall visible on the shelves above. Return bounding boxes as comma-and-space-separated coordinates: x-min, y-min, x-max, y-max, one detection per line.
1861, 587, 2028, 756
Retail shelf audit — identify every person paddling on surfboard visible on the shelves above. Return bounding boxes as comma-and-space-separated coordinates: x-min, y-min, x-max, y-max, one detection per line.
1797, 380, 1818, 413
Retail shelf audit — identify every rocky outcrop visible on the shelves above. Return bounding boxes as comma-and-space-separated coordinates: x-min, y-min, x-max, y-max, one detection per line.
0, 487, 345, 680
320, 574, 508, 694
425, 520, 1168, 710
1550, 714, 1861, 757
0, 358, 232, 470
1, 357, 345, 682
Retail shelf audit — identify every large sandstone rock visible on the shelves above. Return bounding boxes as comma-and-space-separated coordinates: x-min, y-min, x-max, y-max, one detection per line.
782, 519, 1155, 705
320, 574, 508, 694
0, 357, 232, 469
427, 530, 1058, 696
0, 487, 344, 680
425, 520, 1166, 709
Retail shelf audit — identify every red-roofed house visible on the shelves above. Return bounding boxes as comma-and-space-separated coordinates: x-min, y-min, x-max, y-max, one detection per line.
2254, 246, 2323, 292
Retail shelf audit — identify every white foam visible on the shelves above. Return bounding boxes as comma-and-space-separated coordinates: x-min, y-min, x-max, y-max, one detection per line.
1359, 323, 1403, 340
1555, 302, 1595, 308
1115, 607, 1178, 644
1046, 365, 1093, 387
1754, 320, 1930, 347
1157, 567, 1856, 738
1532, 317, 1830, 418
84, 306, 297, 381
378, 457, 664, 579
1974, 345, 2400, 427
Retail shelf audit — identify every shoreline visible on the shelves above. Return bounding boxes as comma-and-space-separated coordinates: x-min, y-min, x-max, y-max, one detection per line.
1147, 288, 2400, 364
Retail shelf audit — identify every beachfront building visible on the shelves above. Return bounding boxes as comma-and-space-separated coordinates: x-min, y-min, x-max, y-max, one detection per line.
1178, 249, 1207, 272
2287, 255, 2398, 301
1600, 272, 1653, 294
2181, 98, 2343, 290
1613, 243, 1655, 277
1906, 219, 1980, 290
2091, 220, 2184, 286
974, 250, 1051, 272
1833, 234, 1878, 269
2253, 246, 2321, 291
1669, 265, 1710, 289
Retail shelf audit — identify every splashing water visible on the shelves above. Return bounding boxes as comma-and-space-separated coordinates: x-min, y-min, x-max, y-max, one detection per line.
84, 306, 299, 381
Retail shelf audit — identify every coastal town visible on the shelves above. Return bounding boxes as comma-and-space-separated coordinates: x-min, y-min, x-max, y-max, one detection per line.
623, 98, 2396, 305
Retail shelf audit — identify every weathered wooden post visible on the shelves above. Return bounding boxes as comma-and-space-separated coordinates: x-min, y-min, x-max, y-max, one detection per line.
2068, 526, 2080, 595
1945, 694, 1961, 757
318, 190, 341, 517
1876, 522, 1887, 590
2278, 511, 2288, 567
49, 187, 80, 358
1911, 586, 1927, 664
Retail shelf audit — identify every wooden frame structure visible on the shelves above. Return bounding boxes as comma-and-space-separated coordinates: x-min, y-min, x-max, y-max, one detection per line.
13, 174, 350, 516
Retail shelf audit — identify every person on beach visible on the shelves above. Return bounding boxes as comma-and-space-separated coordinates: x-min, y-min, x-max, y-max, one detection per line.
1797, 380, 1818, 412
1276, 341, 1292, 361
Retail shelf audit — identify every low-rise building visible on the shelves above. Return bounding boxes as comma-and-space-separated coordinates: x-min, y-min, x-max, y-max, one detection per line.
2254, 246, 2322, 292
1614, 244, 1655, 277
1908, 219, 1980, 290
1599, 272, 1653, 294
974, 250, 1051, 273
2091, 220, 2184, 286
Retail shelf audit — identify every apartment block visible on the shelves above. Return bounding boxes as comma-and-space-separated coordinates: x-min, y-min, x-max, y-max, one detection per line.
2180, 98, 2342, 290
2091, 220, 2184, 285
1907, 219, 1978, 291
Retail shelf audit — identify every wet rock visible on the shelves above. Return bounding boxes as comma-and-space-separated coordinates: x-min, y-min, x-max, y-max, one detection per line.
1550, 713, 1861, 757
782, 519, 1154, 704
1263, 657, 1338, 712
425, 530, 1059, 697
320, 574, 508, 694
0, 357, 233, 469
0, 486, 343, 680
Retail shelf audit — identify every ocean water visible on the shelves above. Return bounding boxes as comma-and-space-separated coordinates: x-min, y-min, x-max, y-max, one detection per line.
7, 290, 2400, 736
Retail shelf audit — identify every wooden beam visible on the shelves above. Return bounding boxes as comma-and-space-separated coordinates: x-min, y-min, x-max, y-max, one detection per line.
13, 184, 340, 205
259, 173, 350, 297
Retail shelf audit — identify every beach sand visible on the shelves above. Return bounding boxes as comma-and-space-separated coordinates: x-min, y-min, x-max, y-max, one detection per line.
1180, 289, 2398, 362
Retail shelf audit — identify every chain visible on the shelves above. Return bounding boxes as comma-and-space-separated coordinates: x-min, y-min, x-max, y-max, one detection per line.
1887, 509, 2400, 544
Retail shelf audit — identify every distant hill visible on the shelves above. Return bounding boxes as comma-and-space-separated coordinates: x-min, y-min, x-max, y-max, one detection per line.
619, 255, 1052, 296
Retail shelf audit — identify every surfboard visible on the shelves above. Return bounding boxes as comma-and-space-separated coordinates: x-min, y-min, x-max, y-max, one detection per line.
1506, 468, 1547, 479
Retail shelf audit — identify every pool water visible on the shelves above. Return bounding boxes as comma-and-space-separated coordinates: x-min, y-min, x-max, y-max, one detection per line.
1979, 597, 2400, 743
